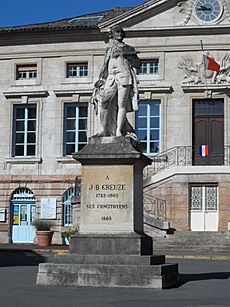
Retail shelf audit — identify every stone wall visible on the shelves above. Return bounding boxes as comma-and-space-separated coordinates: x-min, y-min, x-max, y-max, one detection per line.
0, 175, 79, 244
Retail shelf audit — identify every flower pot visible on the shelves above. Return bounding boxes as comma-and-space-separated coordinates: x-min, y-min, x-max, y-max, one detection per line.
36, 230, 54, 247
64, 237, 69, 245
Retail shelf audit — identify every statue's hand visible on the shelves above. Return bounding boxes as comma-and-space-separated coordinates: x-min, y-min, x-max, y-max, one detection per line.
112, 47, 122, 58
94, 79, 104, 88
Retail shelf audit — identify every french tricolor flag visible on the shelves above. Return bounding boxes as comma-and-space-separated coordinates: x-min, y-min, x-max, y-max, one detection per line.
199, 145, 209, 157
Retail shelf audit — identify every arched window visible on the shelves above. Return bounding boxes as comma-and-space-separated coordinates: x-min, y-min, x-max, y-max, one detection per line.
63, 185, 80, 226
12, 187, 35, 201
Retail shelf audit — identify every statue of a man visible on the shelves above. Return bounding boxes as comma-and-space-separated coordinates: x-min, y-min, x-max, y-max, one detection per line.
91, 25, 141, 138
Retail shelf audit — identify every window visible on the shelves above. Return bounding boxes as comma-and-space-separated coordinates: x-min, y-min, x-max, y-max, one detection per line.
136, 100, 160, 155
66, 63, 88, 78
12, 104, 37, 157
137, 60, 159, 75
16, 64, 37, 80
63, 103, 88, 155
63, 185, 81, 226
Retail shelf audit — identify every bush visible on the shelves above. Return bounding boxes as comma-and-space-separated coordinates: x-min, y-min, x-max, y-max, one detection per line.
32, 219, 53, 231
62, 227, 79, 239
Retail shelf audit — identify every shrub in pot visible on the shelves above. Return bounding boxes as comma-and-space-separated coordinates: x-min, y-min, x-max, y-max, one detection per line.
62, 227, 79, 245
32, 219, 54, 247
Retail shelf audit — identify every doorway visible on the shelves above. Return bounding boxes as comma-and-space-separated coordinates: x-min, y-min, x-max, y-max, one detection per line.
192, 99, 224, 165
190, 185, 218, 231
11, 188, 36, 243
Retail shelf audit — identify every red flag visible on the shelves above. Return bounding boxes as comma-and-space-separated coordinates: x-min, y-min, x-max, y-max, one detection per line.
204, 55, 220, 73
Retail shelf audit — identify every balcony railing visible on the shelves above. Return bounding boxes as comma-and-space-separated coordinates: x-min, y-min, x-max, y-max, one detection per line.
144, 145, 230, 178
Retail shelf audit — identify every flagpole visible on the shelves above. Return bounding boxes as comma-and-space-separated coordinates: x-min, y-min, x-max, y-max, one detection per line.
200, 40, 209, 95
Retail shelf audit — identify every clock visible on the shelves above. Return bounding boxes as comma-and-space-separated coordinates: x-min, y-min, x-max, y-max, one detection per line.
194, 0, 223, 23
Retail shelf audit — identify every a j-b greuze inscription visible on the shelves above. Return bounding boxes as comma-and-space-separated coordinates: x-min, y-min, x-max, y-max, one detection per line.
80, 165, 134, 233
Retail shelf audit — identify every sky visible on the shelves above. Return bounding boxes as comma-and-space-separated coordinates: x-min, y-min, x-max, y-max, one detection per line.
0, 0, 144, 28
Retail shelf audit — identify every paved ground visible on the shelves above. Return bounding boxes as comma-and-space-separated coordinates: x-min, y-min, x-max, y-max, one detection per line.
0, 247, 230, 307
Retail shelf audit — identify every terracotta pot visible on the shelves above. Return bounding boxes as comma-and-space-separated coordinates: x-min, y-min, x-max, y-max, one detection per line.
36, 231, 54, 247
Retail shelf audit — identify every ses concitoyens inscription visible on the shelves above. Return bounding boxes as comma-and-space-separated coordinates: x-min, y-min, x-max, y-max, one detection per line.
81, 165, 133, 233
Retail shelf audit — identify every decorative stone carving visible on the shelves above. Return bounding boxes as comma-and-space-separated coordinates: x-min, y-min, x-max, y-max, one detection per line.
177, 0, 194, 26
216, 53, 230, 83
178, 56, 201, 84
178, 53, 230, 84
177, 0, 229, 25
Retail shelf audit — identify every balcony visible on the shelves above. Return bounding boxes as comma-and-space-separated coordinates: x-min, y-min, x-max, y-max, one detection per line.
144, 145, 230, 178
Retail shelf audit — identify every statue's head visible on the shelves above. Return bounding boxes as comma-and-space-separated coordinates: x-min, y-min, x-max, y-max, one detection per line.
109, 25, 126, 41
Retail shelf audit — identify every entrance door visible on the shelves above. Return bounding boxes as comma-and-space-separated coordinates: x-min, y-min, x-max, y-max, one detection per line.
11, 188, 36, 243
12, 203, 36, 243
193, 99, 224, 165
190, 185, 218, 231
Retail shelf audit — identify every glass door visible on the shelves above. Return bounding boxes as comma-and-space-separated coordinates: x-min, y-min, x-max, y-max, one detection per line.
12, 202, 36, 243
190, 185, 218, 231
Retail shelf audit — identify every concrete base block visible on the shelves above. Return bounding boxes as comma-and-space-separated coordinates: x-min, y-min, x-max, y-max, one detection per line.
36, 233, 178, 289
69, 233, 153, 255
37, 262, 178, 289
54, 254, 165, 265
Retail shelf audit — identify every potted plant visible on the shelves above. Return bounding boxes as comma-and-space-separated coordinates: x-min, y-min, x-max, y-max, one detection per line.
32, 219, 54, 247
62, 227, 79, 245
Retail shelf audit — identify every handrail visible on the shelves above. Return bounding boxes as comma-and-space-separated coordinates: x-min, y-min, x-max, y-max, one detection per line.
144, 192, 167, 222
144, 145, 230, 178
144, 146, 192, 178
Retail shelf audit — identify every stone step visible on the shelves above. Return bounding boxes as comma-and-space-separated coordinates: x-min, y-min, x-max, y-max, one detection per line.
37, 262, 178, 289
54, 254, 166, 265
170, 232, 230, 238
152, 232, 230, 252
153, 241, 230, 248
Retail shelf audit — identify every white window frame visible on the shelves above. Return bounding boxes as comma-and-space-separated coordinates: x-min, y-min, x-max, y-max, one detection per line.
62, 56, 92, 84
63, 102, 88, 156
66, 63, 88, 78
11, 58, 42, 86
137, 60, 159, 75
12, 104, 37, 157
136, 100, 161, 155
16, 64, 37, 80
137, 51, 164, 82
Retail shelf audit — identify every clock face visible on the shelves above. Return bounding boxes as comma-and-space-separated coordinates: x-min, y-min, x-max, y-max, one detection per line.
194, 0, 223, 23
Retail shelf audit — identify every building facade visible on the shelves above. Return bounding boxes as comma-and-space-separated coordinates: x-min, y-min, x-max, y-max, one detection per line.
0, 0, 230, 244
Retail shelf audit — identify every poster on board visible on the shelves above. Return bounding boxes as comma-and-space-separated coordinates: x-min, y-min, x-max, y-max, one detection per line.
40, 198, 56, 219
0, 208, 6, 222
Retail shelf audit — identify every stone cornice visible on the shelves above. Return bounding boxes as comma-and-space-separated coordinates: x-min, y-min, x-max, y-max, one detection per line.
54, 89, 93, 97
181, 84, 230, 93
5, 157, 43, 164
56, 156, 79, 164
139, 85, 173, 93
3, 90, 49, 99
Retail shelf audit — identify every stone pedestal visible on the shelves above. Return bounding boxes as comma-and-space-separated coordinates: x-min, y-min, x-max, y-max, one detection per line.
36, 137, 178, 288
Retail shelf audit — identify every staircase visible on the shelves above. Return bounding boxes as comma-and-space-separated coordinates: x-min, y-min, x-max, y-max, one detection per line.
152, 232, 230, 254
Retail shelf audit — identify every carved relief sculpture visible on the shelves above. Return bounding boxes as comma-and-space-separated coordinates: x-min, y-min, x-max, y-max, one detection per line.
178, 53, 230, 84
